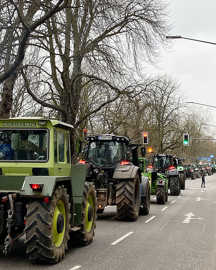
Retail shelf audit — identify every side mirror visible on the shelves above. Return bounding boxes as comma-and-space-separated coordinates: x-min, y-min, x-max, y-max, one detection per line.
140, 147, 146, 157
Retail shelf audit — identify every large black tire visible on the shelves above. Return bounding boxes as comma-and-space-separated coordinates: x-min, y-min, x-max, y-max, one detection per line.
169, 176, 180, 196
0, 205, 7, 245
180, 174, 185, 190
25, 186, 71, 264
70, 183, 96, 246
165, 190, 168, 202
116, 175, 140, 221
139, 185, 150, 216
156, 187, 166, 204
181, 179, 185, 190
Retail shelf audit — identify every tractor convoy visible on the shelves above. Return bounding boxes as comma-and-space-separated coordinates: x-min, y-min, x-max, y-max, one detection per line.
0, 117, 208, 264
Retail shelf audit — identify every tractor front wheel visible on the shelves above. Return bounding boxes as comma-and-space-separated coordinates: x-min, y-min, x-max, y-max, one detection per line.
71, 183, 96, 246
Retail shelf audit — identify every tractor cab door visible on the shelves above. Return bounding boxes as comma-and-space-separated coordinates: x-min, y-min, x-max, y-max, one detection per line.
53, 128, 71, 176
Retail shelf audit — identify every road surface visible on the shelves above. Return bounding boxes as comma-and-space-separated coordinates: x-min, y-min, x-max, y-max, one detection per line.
1, 175, 216, 270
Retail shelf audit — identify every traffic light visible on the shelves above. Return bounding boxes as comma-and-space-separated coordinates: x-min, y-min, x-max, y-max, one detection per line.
142, 131, 148, 144
83, 128, 88, 138
183, 133, 189, 146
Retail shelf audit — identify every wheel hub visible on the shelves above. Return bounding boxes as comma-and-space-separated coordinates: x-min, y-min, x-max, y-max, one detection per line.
57, 214, 64, 233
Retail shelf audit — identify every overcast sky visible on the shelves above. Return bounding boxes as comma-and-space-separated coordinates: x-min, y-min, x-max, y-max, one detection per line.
146, 0, 216, 123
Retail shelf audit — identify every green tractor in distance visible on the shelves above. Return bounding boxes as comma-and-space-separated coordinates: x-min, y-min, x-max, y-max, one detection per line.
164, 155, 181, 196
79, 134, 150, 221
0, 117, 96, 264
176, 158, 186, 190
139, 152, 168, 204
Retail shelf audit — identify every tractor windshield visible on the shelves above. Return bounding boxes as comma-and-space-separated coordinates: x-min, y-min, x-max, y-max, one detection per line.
153, 156, 169, 171
86, 140, 125, 166
0, 129, 48, 161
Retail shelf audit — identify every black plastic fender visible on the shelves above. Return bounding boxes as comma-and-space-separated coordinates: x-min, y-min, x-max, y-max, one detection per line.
113, 165, 140, 180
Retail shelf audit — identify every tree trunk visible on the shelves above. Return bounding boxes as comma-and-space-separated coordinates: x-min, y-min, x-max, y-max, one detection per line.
0, 73, 17, 118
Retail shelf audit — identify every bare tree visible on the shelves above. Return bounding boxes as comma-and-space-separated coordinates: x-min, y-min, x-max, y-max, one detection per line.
18, 0, 168, 154
0, 0, 68, 118
0, 0, 68, 83
143, 76, 183, 153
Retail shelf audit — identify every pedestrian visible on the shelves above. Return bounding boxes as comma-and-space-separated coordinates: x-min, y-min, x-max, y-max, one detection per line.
201, 173, 206, 189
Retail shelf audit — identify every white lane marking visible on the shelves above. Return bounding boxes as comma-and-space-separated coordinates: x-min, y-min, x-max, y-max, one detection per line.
145, 216, 156, 224
182, 212, 203, 224
182, 212, 194, 224
196, 197, 201, 201
70, 266, 82, 270
170, 200, 176, 204
161, 206, 168, 212
111, 232, 134, 246
182, 219, 190, 224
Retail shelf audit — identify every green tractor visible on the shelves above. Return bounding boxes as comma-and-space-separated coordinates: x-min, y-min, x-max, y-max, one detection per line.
164, 155, 181, 196
0, 118, 96, 264
176, 158, 186, 190
139, 153, 169, 204
79, 134, 150, 221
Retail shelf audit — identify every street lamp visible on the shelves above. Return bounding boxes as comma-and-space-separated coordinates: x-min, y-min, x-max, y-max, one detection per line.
166, 35, 216, 46
185, 101, 216, 110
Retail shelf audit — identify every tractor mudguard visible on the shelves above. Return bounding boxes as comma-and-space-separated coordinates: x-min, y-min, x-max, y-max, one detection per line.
0, 164, 88, 199
140, 175, 149, 198
0, 175, 56, 196
113, 165, 139, 180
14, 176, 70, 196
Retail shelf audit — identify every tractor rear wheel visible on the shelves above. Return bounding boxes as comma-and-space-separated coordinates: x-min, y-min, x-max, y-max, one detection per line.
0, 205, 7, 245
165, 190, 168, 202
25, 186, 70, 264
181, 179, 185, 190
170, 176, 180, 196
180, 174, 185, 190
156, 187, 166, 204
139, 185, 150, 216
116, 175, 140, 221
71, 183, 96, 246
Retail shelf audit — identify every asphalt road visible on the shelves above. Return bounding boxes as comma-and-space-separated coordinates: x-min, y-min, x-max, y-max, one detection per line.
1, 175, 216, 270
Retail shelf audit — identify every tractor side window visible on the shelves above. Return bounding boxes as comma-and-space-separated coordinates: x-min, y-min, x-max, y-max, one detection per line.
58, 132, 65, 162
66, 133, 70, 163
119, 143, 127, 160
54, 130, 57, 162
